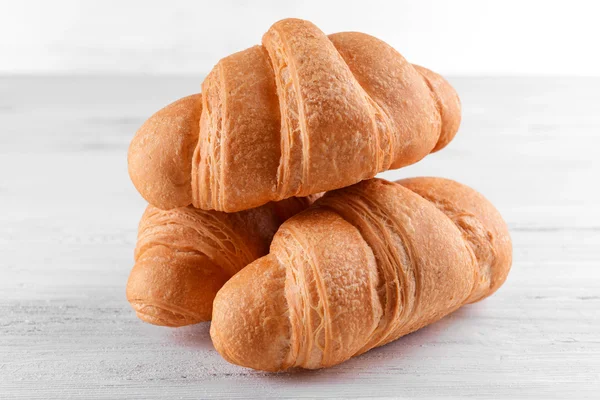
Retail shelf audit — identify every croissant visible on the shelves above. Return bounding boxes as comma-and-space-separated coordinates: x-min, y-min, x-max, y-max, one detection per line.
210, 177, 512, 371
126, 196, 315, 327
128, 18, 461, 213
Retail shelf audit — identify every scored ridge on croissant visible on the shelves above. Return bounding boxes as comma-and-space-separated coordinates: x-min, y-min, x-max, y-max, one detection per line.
129, 18, 461, 212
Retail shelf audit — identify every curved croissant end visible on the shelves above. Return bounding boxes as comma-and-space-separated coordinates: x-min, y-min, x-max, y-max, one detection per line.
129, 19, 461, 212
410, 66, 462, 153
128, 94, 201, 210
397, 177, 512, 303
211, 177, 511, 371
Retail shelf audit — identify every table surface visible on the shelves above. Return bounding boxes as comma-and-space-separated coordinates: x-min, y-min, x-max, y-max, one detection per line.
1, 76, 599, 399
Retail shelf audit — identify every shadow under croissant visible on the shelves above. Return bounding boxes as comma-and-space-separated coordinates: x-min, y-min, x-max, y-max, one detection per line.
169, 322, 213, 351
166, 305, 482, 375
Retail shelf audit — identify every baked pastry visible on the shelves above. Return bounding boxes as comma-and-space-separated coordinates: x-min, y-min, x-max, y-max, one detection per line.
210, 177, 512, 371
128, 19, 461, 212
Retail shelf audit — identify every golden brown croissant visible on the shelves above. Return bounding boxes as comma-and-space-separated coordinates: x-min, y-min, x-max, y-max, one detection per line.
128, 18, 461, 213
210, 177, 512, 371
126, 195, 315, 327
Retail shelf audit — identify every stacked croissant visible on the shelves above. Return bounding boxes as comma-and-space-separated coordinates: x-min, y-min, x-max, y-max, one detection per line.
126, 18, 512, 371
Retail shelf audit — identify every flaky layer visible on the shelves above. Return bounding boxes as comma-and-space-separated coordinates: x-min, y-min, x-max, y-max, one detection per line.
128, 19, 461, 212
211, 177, 512, 371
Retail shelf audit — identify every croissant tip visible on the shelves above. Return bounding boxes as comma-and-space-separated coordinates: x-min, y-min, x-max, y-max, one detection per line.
210, 255, 292, 371
128, 94, 201, 209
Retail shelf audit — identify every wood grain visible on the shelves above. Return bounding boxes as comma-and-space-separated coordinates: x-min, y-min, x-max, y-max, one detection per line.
0, 76, 599, 399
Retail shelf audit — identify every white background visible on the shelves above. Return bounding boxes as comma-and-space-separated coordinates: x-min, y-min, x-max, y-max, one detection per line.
2, 0, 600, 76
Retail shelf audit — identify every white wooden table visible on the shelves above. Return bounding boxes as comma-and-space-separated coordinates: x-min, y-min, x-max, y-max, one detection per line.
1, 76, 599, 399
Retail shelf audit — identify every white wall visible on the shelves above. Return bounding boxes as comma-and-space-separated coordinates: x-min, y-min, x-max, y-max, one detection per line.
1, 0, 599, 75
